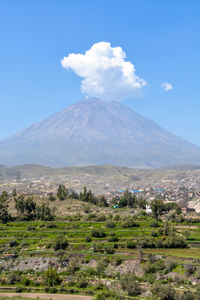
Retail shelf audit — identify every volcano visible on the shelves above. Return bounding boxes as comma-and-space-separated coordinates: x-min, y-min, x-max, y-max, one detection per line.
0, 98, 200, 168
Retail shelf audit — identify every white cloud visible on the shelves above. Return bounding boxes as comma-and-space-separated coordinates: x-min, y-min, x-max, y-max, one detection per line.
161, 82, 173, 91
61, 42, 146, 101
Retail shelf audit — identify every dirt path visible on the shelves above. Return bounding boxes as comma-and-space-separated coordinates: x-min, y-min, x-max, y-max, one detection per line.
0, 293, 93, 300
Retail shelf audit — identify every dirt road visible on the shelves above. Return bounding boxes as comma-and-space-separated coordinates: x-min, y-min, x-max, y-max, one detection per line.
0, 293, 93, 300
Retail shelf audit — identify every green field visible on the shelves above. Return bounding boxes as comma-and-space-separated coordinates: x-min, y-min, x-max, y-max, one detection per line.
0, 211, 199, 300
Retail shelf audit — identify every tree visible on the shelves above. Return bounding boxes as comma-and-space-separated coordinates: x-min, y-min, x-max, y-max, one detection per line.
150, 199, 166, 220
36, 203, 54, 221
44, 267, 61, 286
15, 195, 36, 220
53, 235, 68, 251
79, 186, 98, 204
119, 189, 136, 208
15, 195, 54, 221
0, 191, 11, 223
57, 184, 67, 201
120, 273, 141, 296
99, 195, 108, 207
152, 283, 176, 300
136, 197, 147, 209
12, 188, 17, 197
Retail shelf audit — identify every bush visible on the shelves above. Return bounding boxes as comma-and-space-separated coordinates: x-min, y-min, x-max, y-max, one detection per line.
96, 214, 106, 222
184, 264, 196, 277
77, 277, 88, 288
16, 287, 23, 293
120, 273, 141, 296
106, 220, 116, 228
46, 223, 56, 228
49, 287, 58, 293
122, 218, 139, 228
108, 236, 118, 242
85, 235, 92, 242
113, 256, 123, 266
163, 234, 187, 248
151, 230, 159, 237
9, 240, 19, 247
104, 245, 115, 254
164, 260, 177, 273
144, 260, 165, 274
127, 240, 136, 248
44, 267, 61, 286
92, 228, 106, 238
152, 283, 176, 300
27, 225, 36, 231
22, 277, 31, 286
150, 221, 160, 227
53, 235, 68, 251
93, 243, 104, 253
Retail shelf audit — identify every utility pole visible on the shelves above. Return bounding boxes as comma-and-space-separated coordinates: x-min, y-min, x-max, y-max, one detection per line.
16, 170, 21, 183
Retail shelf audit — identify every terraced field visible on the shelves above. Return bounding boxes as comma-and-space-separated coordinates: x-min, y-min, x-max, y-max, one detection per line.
0, 212, 200, 299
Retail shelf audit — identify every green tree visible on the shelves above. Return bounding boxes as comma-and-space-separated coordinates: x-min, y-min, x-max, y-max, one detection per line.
53, 235, 69, 251
15, 195, 36, 220
57, 184, 67, 201
150, 199, 166, 220
36, 203, 54, 221
44, 267, 61, 286
119, 189, 136, 208
0, 191, 11, 223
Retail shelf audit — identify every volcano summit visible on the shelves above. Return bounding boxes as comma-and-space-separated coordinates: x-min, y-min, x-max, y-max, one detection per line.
0, 98, 200, 168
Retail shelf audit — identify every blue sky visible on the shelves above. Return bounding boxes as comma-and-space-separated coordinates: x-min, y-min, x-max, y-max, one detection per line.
0, 0, 199, 145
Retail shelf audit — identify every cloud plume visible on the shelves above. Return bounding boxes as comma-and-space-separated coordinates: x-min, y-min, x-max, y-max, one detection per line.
61, 42, 146, 101
161, 82, 173, 91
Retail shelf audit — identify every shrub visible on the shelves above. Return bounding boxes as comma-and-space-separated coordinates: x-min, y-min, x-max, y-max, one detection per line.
27, 225, 36, 231
113, 256, 123, 266
67, 260, 80, 274
16, 287, 23, 293
122, 218, 139, 228
49, 287, 58, 293
22, 277, 31, 286
184, 264, 196, 277
165, 260, 177, 273
152, 283, 176, 300
113, 214, 120, 221
127, 240, 136, 248
85, 235, 92, 242
53, 235, 68, 251
77, 277, 88, 288
46, 223, 56, 228
9, 240, 19, 247
163, 234, 187, 248
150, 221, 159, 227
151, 230, 159, 237
120, 273, 141, 296
106, 220, 116, 228
96, 214, 106, 222
179, 291, 195, 300
7, 273, 21, 285
108, 236, 118, 242
104, 245, 115, 254
144, 260, 165, 274
93, 243, 104, 253
44, 267, 61, 286
92, 228, 106, 238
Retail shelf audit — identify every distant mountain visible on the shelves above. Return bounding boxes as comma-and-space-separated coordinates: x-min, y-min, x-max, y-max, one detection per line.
0, 98, 200, 168
160, 164, 200, 171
